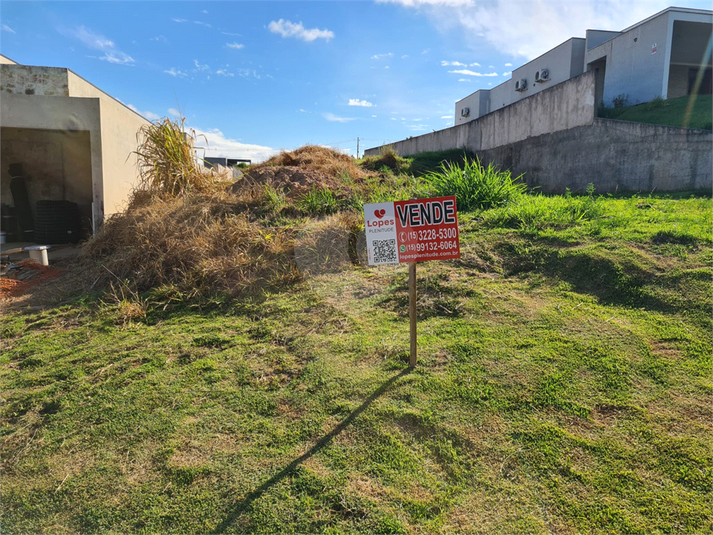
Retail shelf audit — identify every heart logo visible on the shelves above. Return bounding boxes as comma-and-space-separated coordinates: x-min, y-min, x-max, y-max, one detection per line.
374, 209, 386, 219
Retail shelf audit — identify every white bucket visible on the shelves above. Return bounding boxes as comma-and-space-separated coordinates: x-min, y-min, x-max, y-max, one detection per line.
26, 245, 50, 266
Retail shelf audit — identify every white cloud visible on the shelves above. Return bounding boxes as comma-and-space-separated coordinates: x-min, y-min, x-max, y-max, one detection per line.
172, 18, 188, 23
470, 62, 480, 67
194, 21, 212, 28
401, 54, 409, 59
504, 62, 513, 67
216, 69, 234, 77
268, 19, 334, 42
441, 60, 466, 67
151, 35, 168, 43
299, 109, 307, 112
164, 67, 187, 77
168, 108, 181, 117
226, 42, 245, 49
222, 31, 241, 36
371, 52, 393, 60
69, 25, 114, 49
194, 59, 210, 71
348, 99, 375, 107
191, 126, 279, 163
502, 71, 511, 76
99, 52, 134, 65
2, 24, 16, 34
127, 104, 160, 121
202, 10, 209, 14
62, 25, 135, 65
382, 0, 669, 60
449, 69, 498, 77
458, 79, 471, 82
322, 112, 354, 123
441, 115, 452, 119
372, 115, 377, 118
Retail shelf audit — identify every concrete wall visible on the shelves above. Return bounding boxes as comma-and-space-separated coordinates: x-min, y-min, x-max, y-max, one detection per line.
1, 93, 104, 229
1, 127, 93, 232
370, 71, 596, 157
477, 118, 712, 193
0, 65, 69, 96
67, 72, 149, 216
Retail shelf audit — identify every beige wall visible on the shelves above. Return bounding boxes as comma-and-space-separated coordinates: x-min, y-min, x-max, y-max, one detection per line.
0, 55, 18, 65
1, 93, 104, 229
0, 65, 69, 96
68, 71, 149, 215
1, 127, 93, 233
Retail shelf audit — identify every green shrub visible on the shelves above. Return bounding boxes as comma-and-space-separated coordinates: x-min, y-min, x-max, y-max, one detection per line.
297, 187, 340, 215
361, 146, 410, 175
423, 157, 527, 211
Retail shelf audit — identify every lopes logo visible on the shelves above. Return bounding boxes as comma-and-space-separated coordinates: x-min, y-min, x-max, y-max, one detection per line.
367, 208, 394, 228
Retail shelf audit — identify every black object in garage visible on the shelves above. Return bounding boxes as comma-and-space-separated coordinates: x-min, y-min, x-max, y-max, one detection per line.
35, 200, 82, 244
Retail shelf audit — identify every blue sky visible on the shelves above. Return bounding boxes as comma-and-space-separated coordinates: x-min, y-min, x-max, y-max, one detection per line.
1, 0, 710, 161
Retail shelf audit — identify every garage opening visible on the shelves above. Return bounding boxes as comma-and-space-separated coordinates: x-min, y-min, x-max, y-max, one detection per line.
1, 126, 93, 244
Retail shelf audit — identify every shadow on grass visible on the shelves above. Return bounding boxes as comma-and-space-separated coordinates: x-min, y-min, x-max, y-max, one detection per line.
215, 367, 412, 534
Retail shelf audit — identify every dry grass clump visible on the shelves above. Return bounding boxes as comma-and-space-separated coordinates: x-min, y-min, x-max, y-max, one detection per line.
294, 212, 364, 276
251, 145, 372, 181
135, 118, 218, 196
81, 189, 300, 296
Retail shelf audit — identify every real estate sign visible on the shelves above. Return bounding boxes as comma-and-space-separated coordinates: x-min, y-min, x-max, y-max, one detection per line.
364, 196, 460, 265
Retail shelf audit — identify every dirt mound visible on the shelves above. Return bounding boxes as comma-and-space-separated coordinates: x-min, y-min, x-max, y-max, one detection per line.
250, 145, 372, 180
232, 166, 339, 199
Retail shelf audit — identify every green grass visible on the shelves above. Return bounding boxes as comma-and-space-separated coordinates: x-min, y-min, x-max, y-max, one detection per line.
598, 94, 713, 130
1, 193, 711, 534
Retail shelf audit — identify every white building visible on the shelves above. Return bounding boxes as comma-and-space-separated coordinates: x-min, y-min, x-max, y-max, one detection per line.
456, 7, 713, 125
1, 54, 150, 236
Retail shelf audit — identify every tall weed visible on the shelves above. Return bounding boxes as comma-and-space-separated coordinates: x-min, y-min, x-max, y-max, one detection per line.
423, 157, 527, 211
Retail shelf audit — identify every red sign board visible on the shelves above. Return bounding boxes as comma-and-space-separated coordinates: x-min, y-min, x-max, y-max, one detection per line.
364, 196, 460, 265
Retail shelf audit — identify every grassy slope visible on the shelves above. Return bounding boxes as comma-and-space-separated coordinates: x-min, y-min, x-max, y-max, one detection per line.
599, 94, 713, 130
1, 195, 711, 534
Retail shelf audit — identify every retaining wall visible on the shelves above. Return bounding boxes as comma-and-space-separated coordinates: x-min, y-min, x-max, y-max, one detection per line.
480, 119, 712, 193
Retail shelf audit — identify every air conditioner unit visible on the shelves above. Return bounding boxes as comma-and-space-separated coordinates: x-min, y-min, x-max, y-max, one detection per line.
515, 79, 527, 92
535, 69, 550, 82
461, 107, 470, 117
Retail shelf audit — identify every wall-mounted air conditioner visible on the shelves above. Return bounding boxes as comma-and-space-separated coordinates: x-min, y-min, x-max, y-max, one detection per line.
461, 107, 470, 117
535, 69, 550, 82
515, 79, 527, 92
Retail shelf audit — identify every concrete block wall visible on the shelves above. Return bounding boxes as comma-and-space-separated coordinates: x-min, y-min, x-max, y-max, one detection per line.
478, 119, 712, 193
0, 65, 70, 97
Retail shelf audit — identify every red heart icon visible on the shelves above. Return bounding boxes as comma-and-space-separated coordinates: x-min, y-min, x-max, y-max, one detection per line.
374, 209, 386, 218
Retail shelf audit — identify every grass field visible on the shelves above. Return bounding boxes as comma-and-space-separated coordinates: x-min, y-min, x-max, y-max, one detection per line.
598, 94, 713, 131
2, 183, 711, 532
